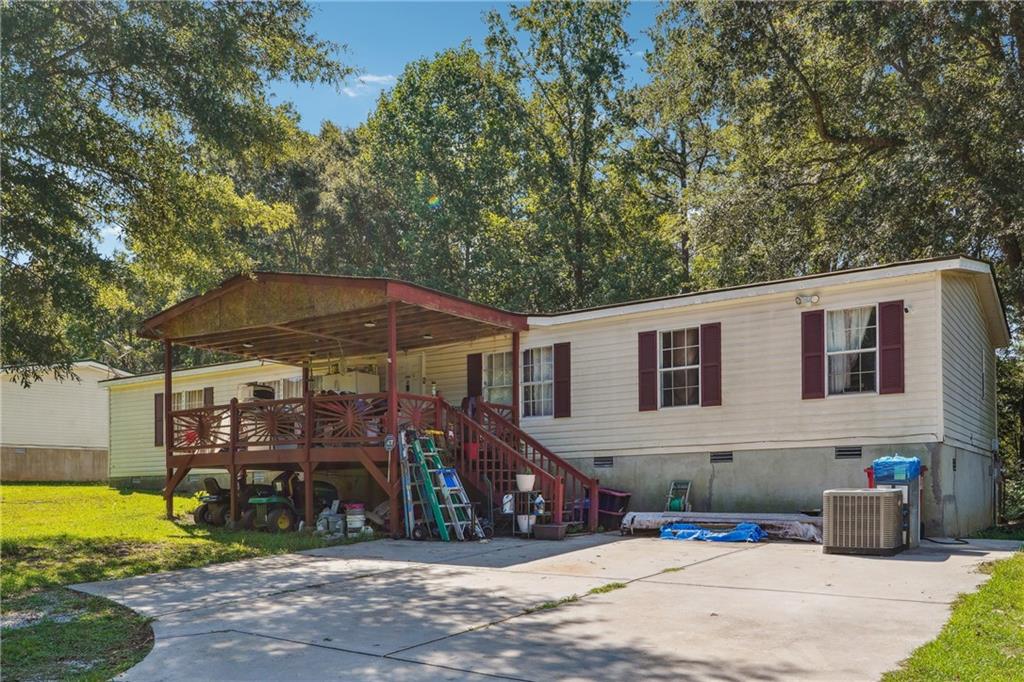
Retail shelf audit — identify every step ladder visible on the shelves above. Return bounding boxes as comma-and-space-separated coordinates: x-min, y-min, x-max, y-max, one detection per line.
402, 429, 484, 542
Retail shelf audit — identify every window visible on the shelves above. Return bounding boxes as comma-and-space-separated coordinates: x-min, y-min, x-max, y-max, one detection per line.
522, 346, 553, 417
660, 328, 700, 407
483, 351, 513, 405
827, 306, 877, 394
171, 389, 204, 411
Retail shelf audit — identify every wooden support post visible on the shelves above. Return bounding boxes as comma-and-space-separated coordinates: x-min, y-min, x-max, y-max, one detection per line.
229, 398, 239, 523
302, 364, 314, 529
511, 331, 521, 427
163, 340, 174, 519
553, 476, 564, 525
386, 301, 401, 538
589, 479, 600, 532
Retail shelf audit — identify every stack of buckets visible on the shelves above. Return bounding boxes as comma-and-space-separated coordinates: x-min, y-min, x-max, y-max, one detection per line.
345, 503, 366, 539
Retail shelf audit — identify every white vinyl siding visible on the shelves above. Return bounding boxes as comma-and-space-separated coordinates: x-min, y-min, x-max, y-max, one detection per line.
1, 364, 117, 449
417, 273, 944, 458
940, 274, 997, 455
513, 274, 941, 458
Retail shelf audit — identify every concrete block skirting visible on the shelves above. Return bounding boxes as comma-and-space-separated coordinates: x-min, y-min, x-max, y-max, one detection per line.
565, 441, 997, 537
1, 446, 108, 481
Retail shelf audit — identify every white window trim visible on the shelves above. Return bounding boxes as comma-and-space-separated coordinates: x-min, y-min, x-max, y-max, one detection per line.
658, 326, 702, 409
520, 345, 554, 419
824, 302, 879, 398
482, 350, 514, 405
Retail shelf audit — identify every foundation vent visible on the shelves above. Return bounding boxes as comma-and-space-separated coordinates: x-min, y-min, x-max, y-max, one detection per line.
834, 446, 863, 460
709, 451, 733, 463
593, 456, 614, 468
822, 488, 903, 555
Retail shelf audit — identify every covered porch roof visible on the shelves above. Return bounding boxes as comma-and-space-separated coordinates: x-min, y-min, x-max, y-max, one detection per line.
139, 272, 528, 364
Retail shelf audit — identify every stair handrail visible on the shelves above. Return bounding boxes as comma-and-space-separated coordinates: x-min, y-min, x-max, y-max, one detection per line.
436, 399, 564, 524
477, 401, 598, 530
476, 401, 594, 485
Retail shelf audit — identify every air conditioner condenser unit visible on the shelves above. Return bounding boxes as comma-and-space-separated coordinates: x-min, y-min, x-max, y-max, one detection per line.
822, 488, 904, 556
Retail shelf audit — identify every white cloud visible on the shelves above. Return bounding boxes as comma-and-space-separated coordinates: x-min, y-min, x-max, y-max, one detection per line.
341, 73, 397, 98
358, 73, 396, 85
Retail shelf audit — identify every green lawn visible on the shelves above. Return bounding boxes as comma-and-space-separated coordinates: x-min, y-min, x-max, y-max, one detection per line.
884, 552, 1024, 681
1, 483, 361, 680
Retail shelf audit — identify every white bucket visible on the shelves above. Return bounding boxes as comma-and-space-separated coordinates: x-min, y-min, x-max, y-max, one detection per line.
346, 504, 366, 537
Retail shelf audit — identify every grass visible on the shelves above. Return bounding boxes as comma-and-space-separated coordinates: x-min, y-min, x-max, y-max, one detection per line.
1, 590, 152, 681
883, 552, 1024, 681
1, 483, 365, 680
587, 581, 627, 594
1, 483, 356, 595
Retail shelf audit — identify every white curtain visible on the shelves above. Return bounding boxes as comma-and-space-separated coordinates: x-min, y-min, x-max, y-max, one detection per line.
827, 307, 874, 393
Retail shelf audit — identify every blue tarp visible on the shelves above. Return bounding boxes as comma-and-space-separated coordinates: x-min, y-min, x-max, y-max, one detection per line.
872, 455, 921, 483
660, 522, 767, 543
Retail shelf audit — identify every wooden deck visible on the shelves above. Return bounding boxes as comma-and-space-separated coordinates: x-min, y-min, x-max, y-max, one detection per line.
166, 394, 600, 534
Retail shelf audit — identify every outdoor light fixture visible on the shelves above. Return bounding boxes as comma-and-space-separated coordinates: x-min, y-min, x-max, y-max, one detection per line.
422, 333, 433, 340
363, 321, 376, 328
241, 342, 255, 349
794, 294, 820, 306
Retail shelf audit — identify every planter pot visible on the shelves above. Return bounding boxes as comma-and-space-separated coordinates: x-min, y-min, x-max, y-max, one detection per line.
516, 473, 536, 492
516, 514, 532, 533
533, 523, 568, 541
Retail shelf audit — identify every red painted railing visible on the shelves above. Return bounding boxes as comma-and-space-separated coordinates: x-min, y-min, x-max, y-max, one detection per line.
444, 409, 562, 524
169, 393, 575, 528
478, 401, 598, 531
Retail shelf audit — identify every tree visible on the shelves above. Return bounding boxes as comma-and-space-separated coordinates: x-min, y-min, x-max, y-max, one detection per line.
648, 1, 1024, 320
359, 46, 528, 303
486, 0, 637, 309
1, 0, 348, 384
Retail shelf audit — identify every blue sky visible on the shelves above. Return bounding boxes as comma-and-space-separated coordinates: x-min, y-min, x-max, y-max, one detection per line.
271, 1, 662, 132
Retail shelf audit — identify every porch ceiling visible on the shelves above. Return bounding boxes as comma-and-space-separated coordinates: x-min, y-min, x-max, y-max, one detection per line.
139, 273, 527, 364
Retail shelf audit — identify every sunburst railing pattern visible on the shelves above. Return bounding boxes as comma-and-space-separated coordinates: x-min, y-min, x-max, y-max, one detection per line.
171, 405, 231, 453
311, 393, 388, 447
236, 398, 305, 449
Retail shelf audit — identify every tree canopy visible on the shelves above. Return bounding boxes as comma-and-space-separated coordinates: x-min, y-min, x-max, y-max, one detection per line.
1, 0, 347, 383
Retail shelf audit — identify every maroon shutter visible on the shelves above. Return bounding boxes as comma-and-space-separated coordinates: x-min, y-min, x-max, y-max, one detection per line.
638, 331, 658, 411
467, 353, 483, 398
700, 323, 722, 406
154, 393, 164, 446
801, 310, 826, 399
878, 300, 905, 394
203, 387, 215, 406
553, 342, 571, 418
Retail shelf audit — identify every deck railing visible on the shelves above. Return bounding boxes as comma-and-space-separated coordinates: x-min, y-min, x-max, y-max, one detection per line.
477, 401, 598, 530
170, 392, 445, 455
170, 393, 572, 527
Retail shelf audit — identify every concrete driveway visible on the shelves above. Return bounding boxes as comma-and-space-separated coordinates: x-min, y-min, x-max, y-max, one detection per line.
74, 535, 1020, 681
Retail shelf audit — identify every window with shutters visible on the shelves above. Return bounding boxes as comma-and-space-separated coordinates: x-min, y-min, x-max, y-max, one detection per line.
171, 389, 205, 411
660, 328, 700, 407
483, 351, 513, 405
522, 346, 553, 417
826, 306, 877, 394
